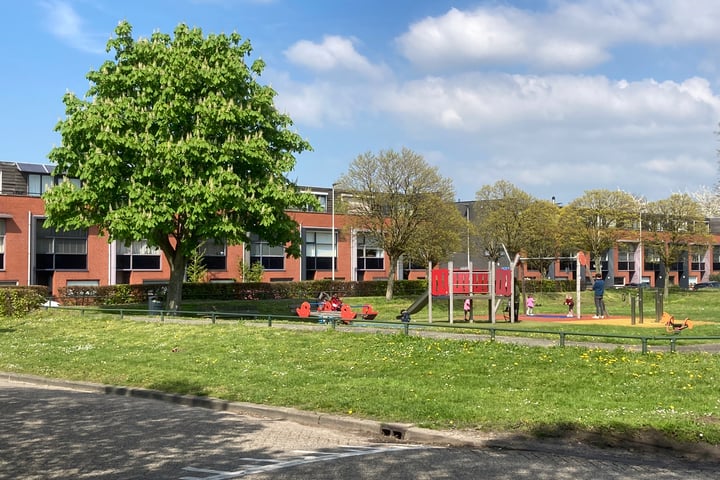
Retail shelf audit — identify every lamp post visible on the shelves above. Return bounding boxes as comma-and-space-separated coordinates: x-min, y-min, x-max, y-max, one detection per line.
638, 202, 645, 285
639, 209, 642, 272
466, 204, 471, 269
331, 183, 337, 281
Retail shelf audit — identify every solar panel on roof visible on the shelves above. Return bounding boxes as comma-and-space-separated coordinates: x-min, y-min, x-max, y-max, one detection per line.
15, 163, 53, 174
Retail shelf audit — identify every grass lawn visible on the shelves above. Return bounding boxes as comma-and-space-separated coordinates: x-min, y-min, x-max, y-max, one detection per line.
2, 287, 720, 446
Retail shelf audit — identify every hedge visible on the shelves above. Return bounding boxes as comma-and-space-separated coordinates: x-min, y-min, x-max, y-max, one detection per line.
56, 280, 428, 307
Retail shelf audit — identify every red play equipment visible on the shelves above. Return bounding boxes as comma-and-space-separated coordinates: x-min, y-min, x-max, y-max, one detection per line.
295, 293, 378, 324
407, 262, 515, 323
430, 268, 512, 296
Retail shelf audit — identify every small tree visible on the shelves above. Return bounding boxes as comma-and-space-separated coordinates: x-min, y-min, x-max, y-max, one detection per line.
185, 245, 208, 283
337, 148, 458, 300
43, 21, 315, 311
238, 260, 264, 283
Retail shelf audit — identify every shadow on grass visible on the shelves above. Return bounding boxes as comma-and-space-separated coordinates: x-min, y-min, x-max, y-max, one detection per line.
524, 421, 720, 460
146, 379, 211, 397
0, 320, 28, 333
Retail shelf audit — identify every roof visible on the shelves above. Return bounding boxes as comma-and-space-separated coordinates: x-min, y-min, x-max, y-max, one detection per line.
14, 163, 54, 174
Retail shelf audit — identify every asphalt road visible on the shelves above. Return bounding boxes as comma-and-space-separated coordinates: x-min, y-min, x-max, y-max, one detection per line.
1, 377, 719, 479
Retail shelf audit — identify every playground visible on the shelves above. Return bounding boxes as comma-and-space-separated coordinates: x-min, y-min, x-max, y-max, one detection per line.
520, 314, 708, 328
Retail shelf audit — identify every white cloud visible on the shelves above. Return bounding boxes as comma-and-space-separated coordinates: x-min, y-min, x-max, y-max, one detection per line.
38, 0, 105, 53
284, 35, 388, 80
277, 67, 720, 200
377, 74, 720, 134
395, 1, 720, 72
269, 69, 367, 128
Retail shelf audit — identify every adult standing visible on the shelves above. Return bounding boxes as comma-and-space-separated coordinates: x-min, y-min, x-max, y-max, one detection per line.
592, 273, 606, 318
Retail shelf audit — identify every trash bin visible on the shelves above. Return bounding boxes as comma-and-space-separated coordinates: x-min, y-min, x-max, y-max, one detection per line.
148, 295, 163, 314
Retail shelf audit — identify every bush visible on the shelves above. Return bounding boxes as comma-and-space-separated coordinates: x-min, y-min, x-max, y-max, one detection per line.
56, 279, 428, 306
0, 287, 46, 317
522, 278, 575, 293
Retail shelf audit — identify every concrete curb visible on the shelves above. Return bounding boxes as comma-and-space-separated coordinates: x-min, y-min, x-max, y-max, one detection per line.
0, 372, 477, 447
4, 371, 720, 459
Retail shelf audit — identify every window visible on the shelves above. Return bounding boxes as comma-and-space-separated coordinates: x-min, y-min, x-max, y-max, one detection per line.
357, 233, 384, 271
313, 194, 328, 212
35, 219, 87, 270
201, 238, 227, 270
250, 234, 285, 270
0, 219, 5, 270
644, 248, 661, 272
27, 173, 80, 197
116, 240, 161, 270
28, 174, 55, 196
589, 252, 608, 274
288, 192, 329, 212
713, 246, 720, 271
67, 280, 99, 287
617, 244, 635, 272
691, 248, 705, 272
303, 230, 334, 270
558, 259, 574, 272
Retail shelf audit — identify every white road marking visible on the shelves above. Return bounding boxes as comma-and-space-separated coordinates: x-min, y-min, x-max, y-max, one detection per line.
180, 444, 429, 479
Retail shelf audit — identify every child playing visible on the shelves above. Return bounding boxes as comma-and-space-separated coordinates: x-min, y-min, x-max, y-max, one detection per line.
564, 294, 575, 317
463, 297, 472, 321
525, 294, 535, 316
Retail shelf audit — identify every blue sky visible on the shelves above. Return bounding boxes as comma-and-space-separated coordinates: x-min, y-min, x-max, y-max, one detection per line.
3, 1, 720, 204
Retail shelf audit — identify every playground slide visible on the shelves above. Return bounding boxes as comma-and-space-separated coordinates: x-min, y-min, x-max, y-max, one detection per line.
404, 291, 429, 315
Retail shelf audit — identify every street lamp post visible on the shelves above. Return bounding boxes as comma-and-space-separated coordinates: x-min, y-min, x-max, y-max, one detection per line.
331, 183, 337, 281
638, 203, 645, 285
466, 204, 471, 269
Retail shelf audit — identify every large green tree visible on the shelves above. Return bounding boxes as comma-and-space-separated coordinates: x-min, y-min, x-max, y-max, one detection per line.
523, 199, 562, 276
560, 189, 637, 277
403, 199, 467, 275
43, 21, 315, 311
337, 148, 458, 300
472, 180, 534, 262
643, 193, 710, 297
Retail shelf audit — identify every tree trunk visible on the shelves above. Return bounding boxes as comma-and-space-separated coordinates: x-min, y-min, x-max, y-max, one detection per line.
385, 256, 397, 301
165, 253, 186, 312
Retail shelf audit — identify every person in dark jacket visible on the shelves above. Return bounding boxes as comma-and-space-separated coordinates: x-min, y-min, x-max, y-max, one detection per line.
592, 274, 606, 318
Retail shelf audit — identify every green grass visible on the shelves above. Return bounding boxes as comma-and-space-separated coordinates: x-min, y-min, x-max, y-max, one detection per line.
2, 302, 720, 446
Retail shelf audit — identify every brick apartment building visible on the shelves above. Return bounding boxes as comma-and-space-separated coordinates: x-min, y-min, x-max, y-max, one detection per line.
1, 161, 719, 297
0, 161, 403, 297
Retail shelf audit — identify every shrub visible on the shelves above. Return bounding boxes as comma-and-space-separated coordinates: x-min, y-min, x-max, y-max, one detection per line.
56, 279, 428, 306
0, 287, 46, 317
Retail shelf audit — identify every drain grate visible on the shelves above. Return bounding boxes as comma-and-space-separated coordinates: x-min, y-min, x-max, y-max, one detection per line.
380, 425, 405, 440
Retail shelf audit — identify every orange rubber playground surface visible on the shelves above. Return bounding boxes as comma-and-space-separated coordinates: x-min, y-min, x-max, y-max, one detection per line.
514, 313, 710, 329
